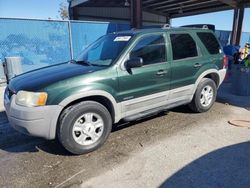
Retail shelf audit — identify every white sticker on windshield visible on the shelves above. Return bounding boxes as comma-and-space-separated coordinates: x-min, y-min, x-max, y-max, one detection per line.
114, 36, 131, 42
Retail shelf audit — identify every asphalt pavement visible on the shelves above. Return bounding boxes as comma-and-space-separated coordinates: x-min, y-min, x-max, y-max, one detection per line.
0, 101, 249, 188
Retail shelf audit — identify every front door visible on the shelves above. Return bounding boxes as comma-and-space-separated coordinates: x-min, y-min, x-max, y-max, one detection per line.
117, 33, 171, 115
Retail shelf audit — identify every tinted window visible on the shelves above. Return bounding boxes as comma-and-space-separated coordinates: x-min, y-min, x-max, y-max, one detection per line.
197, 32, 221, 54
170, 33, 198, 60
130, 35, 166, 65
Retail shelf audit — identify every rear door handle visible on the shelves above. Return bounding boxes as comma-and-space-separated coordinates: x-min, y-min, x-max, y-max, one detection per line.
156, 69, 168, 76
193, 63, 202, 68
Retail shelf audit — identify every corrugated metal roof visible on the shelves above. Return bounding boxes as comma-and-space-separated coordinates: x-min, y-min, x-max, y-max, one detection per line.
70, 0, 250, 18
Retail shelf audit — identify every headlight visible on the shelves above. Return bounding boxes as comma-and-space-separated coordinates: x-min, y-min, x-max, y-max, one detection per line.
16, 91, 48, 107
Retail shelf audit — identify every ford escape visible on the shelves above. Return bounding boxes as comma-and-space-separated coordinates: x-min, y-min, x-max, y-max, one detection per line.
4, 27, 226, 154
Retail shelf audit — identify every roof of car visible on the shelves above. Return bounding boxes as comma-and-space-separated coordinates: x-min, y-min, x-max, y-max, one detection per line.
115, 27, 212, 35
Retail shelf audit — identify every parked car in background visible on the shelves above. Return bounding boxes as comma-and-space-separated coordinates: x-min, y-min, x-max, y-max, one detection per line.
4, 27, 226, 154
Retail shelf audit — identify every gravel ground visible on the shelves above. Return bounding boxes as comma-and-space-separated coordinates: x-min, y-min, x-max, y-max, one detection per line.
0, 102, 249, 188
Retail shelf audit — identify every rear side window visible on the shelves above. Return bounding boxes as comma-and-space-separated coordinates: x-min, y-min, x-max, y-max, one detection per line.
197, 32, 221, 54
130, 35, 166, 65
170, 33, 198, 60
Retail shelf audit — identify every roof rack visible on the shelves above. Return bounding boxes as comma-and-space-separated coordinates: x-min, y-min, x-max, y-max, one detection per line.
202, 25, 209, 29
162, 24, 171, 29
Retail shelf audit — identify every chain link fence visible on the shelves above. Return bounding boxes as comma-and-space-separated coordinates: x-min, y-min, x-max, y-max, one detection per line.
0, 18, 130, 73
0, 18, 249, 74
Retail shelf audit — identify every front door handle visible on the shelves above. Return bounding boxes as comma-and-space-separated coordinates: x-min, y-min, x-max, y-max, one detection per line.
156, 69, 168, 76
193, 63, 202, 68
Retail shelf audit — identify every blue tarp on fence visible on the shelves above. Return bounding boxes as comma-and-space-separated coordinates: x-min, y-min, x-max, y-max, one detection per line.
0, 19, 71, 72
0, 18, 130, 72
0, 18, 249, 73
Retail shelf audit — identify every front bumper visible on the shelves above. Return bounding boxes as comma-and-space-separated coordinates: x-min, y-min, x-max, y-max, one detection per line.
4, 91, 63, 140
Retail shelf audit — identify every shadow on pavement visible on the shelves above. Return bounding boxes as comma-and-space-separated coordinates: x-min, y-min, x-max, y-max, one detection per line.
168, 105, 195, 114
217, 82, 250, 109
0, 110, 168, 156
160, 141, 250, 188
0, 131, 71, 155
0, 103, 199, 156
0, 111, 72, 155
112, 111, 167, 132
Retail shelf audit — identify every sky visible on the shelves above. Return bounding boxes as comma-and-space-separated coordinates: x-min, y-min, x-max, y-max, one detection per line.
0, 0, 249, 32
172, 8, 250, 32
0, 0, 67, 20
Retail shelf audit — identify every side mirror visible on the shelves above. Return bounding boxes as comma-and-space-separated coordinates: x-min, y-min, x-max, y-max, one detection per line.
125, 57, 143, 70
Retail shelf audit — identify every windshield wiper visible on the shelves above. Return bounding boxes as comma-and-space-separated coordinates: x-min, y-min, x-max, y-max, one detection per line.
90, 64, 108, 67
70, 59, 92, 66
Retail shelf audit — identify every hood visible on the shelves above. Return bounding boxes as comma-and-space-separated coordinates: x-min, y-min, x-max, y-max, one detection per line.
8, 62, 104, 92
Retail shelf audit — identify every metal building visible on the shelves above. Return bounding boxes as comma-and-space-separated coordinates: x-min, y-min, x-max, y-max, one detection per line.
68, 0, 250, 45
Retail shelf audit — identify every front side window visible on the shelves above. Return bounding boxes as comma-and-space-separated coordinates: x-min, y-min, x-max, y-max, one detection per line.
130, 35, 166, 66
77, 34, 133, 66
170, 33, 198, 60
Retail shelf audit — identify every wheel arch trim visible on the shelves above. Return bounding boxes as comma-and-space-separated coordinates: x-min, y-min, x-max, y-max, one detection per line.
59, 90, 122, 123
192, 69, 222, 95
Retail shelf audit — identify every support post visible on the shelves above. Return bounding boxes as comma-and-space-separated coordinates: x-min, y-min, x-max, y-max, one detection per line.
235, 8, 244, 45
230, 8, 238, 45
130, 0, 142, 29
166, 16, 171, 25
68, 2, 74, 20
68, 1, 79, 20
230, 7, 245, 45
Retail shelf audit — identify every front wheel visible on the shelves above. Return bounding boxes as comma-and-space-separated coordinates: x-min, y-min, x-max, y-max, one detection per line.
188, 78, 217, 113
58, 101, 112, 155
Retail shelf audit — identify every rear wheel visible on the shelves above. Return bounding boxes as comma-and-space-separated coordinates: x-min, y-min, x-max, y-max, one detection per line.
58, 101, 112, 155
189, 78, 217, 113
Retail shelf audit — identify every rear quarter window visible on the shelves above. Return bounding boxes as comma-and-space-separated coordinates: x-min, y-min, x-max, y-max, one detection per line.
197, 32, 221, 54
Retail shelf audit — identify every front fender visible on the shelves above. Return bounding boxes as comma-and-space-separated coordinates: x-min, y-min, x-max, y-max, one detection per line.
46, 84, 122, 123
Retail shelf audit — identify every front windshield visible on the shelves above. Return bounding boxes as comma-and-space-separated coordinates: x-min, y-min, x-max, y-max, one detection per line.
77, 34, 133, 66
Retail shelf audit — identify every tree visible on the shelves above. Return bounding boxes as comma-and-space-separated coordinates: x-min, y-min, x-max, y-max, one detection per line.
58, 2, 69, 20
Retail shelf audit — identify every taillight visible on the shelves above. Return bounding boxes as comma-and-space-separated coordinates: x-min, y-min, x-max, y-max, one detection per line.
223, 55, 228, 69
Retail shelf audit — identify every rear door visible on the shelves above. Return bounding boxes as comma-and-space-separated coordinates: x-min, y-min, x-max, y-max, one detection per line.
168, 31, 202, 90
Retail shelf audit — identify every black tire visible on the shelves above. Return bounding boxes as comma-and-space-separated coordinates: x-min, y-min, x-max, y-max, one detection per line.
188, 78, 217, 113
58, 101, 112, 155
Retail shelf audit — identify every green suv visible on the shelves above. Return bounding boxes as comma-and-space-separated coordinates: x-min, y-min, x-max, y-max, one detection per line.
4, 28, 226, 154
